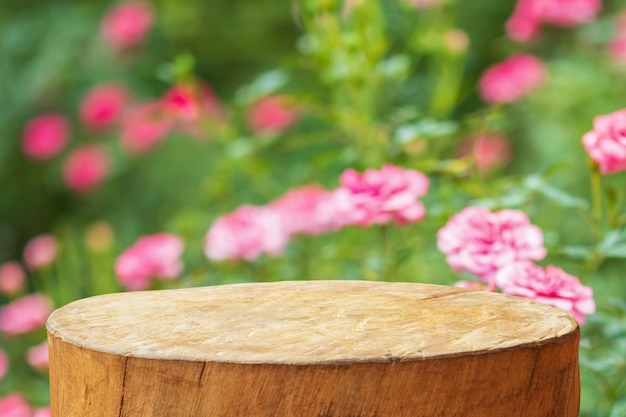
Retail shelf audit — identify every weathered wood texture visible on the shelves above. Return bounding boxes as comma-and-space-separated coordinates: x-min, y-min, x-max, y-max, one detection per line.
47, 280, 580, 417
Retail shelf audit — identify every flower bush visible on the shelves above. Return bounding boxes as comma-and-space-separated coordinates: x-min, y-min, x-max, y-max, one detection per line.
2, 0, 626, 414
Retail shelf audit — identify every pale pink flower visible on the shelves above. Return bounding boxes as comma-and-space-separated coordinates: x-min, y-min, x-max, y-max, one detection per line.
0, 393, 31, 417
23, 235, 58, 271
437, 207, 547, 282
458, 132, 512, 175
454, 280, 496, 291
0, 348, 8, 381
506, 0, 601, 42
80, 83, 129, 130
26, 341, 49, 372
246, 96, 300, 137
269, 185, 338, 236
22, 114, 70, 160
496, 262, 595, 324
0, 293, 53, 336
63, 145, 111, 192
0, 262, 26, 294
120, 102, 173, 155
205, 205, 290, 261
101, 0, 154, 51
33, 407, 51, 417
332, 164, 429, 227
115, 233, 184, 291
582, 109, 626, 174
478, 54, 546, 104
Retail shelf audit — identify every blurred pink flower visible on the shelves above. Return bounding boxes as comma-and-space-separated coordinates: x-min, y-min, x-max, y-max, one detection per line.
23, 235, 58, 271
269, 185, 338, 236
26, 341, 49, 372
582, 109, 626, 174
0, 348, 8, 381
506, 0, 601, 42
609, 11, 626, 65
0, 294, 53, 336
478, 54, 546, 104
115, 233, 184, 291
332, 164, 429, 227
63, 145, 111, 192
454, 280, 496, 291
496, 262, 595, 324
162, 83, 224, 139
205, 205, 290, 261
120, 102, 173, 155
407, 0, 443, 9
0, 262, 26, 294
101, 0, 154, 51
80, 83, 129, 130
0, 393, 31, 417
22, 114, 70, 160
33, 407, 51, 417
246, 96, 300, 137
437, 206, 547, 282
458, 132, 512, 175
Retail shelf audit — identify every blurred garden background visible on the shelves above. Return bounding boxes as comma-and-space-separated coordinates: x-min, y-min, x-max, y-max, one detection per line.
1, 0, 626, 415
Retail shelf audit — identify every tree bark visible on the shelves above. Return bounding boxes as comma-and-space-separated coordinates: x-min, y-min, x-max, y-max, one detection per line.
47, 280, 580, 417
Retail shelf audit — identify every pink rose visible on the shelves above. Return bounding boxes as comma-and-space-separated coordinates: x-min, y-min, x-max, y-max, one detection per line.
246, 96, 300, 137
506, 0, 542, 42
332, 164, 429, 227
63, 145, 111, 192
80, 83, 129, 130
478, 54, 546, 104
0, 294, 53, 336
0, 393, 31, 417
582, 109, 626, 174
0, 262, 26, 294
457, 132, 512, 175
33, 407, 51, 417
115, 233, 184, 291
162, 83, 224, 139
101, 0, 154, 51
205, 205, 290, 261
0, 348, 8, 381
26, 341, 49, 372
269, 185, 338, 236
496, 262, 595, 324
22, 114, 70, 160
120, 102, 173, 155
437, 207, 547, 282
23, 235, 58, 271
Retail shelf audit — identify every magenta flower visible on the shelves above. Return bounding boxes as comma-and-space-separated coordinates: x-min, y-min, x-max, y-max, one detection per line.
458, 132, 512, 175
22, 114, 70, 160
162, 83, 223, 122
437, 207, 547, 282
332, 164, 429, 227
80, 83, 129, 130
63, 145, 111, 192
0, 348, 8, 381
0, 393, 31, 417
205, 205, 290, 261
496, 262, 595, 324
269, 185, 339, 236
0, 294, 53, 336
115, 233, 184, 291
23, 235, 58, 271
100, 0, 154, 51
246, 96, 300, 137
26, 341, 49, 372
478, 54, 546, 104
0, 262, 25, 294
120, 102, 174, 155
582, 109, 626, 174
506, 0, 601, 42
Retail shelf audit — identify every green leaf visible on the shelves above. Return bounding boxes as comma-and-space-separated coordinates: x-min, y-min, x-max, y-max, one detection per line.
393, 119, 458, 144
610, 397, 626, 417
597, 229, 626, 259
524, 175, 589, 209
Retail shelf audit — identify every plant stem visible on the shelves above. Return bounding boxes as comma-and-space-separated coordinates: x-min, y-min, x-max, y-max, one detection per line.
591, 164, 603, 230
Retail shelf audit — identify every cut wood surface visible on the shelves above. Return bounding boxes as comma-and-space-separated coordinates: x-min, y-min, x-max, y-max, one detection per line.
47, 280, 580, 417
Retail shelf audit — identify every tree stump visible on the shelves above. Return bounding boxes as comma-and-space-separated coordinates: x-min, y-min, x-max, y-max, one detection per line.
47, 280, 580, 417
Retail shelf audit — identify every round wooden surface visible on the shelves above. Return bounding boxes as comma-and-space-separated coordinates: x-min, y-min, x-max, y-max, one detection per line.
46, 280, 577, 365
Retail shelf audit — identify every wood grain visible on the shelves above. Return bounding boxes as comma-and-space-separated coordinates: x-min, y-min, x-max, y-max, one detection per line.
47, 280, 580, 417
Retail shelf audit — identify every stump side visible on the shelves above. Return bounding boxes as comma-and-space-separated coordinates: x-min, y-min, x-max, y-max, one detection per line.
47, 281, 581, 417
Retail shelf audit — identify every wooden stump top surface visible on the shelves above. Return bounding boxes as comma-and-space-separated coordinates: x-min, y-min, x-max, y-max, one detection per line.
46, 280, 577, 365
